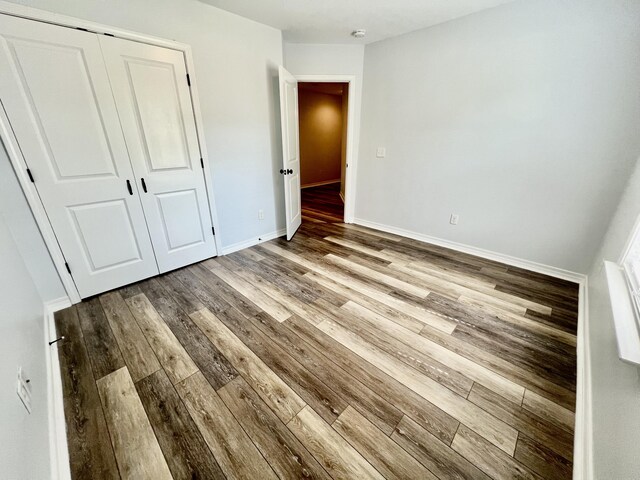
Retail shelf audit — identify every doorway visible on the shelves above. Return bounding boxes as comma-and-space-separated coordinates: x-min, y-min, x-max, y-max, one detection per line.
298, 82, 348, 224
278, 70, 357, 240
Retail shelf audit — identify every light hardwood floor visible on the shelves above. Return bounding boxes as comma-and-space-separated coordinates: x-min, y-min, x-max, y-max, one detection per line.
55, 195, 577, 479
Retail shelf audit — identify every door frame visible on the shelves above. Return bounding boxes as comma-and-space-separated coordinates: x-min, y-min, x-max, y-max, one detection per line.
0, 1, 223, 304
295, 74, 357, 224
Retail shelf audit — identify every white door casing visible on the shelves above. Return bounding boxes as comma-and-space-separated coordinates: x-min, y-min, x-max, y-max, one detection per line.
99, 36, 216, 272
0, 15, 159, 298
278, 66, 302, 240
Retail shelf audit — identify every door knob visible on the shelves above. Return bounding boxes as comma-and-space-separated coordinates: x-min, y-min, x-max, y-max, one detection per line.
280, 169, 284, 174
287, 169, 293, 174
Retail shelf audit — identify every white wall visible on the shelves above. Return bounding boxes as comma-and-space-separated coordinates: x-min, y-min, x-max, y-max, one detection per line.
0, 141, 64, 302
356, 0, 640, 273
7, 0, 284, 251
0, 214, 51, 479
284, 43, 365, 205
585, 156, 640, 479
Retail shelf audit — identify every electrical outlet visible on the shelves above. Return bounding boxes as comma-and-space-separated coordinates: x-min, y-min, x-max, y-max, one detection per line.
258, 209, 264, 220
450, 214, 459, 225
16, 367, 32, 413
376, 147, 386, 158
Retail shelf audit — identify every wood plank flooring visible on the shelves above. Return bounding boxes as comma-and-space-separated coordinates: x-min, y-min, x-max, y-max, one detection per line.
302, 183, 344, 223
55, 203, 578, 479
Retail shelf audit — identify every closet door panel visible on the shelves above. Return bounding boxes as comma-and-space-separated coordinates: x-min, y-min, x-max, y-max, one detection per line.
99, 36, 216, 273
0, 15, 159, 298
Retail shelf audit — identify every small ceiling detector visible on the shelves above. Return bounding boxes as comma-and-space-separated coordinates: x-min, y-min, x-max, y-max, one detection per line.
351, 29, 366, 39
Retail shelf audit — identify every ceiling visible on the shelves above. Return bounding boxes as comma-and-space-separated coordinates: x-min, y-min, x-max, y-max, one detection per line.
198, 0, 515, 44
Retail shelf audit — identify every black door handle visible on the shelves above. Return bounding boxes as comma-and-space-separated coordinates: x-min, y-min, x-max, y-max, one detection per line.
287, 169, 293, 174
280, 169, 284, 174
141, 178, 147, 193
126, 179, 133, 195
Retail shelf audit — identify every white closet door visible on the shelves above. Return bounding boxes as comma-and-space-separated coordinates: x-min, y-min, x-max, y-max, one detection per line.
0, 15, 159, 298
99, 36, 216, 273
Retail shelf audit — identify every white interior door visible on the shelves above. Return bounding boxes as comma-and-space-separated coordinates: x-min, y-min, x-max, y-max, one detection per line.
99, 36, 217, 272
278, 66, 302, 240
0, 15, 159, 298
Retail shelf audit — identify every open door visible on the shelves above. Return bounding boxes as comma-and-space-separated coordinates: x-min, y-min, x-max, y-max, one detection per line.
278, 66, 302, 240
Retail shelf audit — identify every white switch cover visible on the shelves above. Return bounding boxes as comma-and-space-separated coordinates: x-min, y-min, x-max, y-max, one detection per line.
258, 209, 264, 220
376, 147, 386, 158
16, 367, 32, 413
450, 214, 459, 225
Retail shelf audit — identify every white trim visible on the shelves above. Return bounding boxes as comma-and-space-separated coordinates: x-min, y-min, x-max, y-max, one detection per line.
618, 211, 640, 264
44, 297, 72, 480
44, 297, 72, 314
0, 103, 82, 304
353, 217, 586, 283
301, 179, 340, 189
221, 228, 286, 256
295, 74, 357, 224
181, 47, 223, 256
573, 278, 593, 480
603, 261, 640, 365
0, 3, 223, 303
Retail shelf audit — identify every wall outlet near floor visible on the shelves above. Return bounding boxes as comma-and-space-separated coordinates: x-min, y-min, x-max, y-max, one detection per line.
450, 214, 459, 225
258, 209, 264, 220
16, 366, 32, 413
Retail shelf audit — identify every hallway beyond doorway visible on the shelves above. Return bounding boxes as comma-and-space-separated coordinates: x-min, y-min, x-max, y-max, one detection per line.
302, 183, 343, 224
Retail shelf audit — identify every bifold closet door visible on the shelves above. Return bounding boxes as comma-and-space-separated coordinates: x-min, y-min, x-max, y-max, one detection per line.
99, 36, 217, 273
0, 15, 159, 298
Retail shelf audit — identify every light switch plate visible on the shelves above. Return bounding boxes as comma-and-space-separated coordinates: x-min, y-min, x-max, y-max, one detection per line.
376, 147, 386, 158
16, 367, 32, 413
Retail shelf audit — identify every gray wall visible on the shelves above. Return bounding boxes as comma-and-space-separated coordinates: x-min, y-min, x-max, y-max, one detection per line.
0, 141, 62, 477
0, 142, 64, 302
9, 0, 285, 251
356, 0, 640, 273
587, 156, 640, 479
0, 213, 50, 478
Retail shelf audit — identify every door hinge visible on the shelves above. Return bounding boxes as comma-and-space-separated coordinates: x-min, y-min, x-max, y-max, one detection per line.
200, 158, 204, 169
186, 74, 191, 87
212, 226, 215, 235
65, 262, 71, 275
26, 168, 35, 183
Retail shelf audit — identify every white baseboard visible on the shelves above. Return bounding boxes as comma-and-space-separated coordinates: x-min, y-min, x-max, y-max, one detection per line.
221, 228, 286, 255
573, 279, 593, 479
301, 179, 340, 189
353, 217, 586, 283
45, 297, 72, 313
44, 297, 71, 480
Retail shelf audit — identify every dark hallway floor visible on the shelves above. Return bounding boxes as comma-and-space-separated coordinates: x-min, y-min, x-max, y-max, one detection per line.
301, 183, 344, 224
